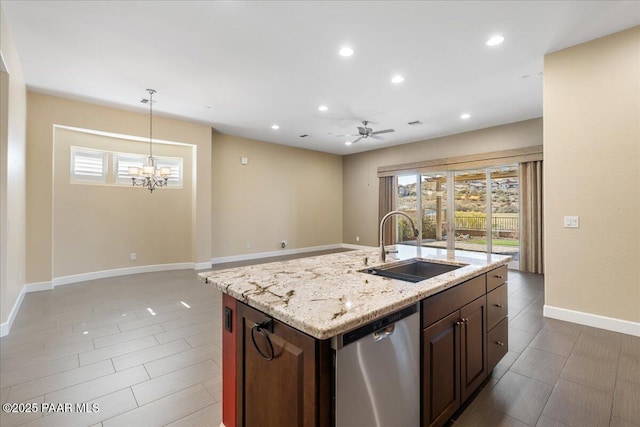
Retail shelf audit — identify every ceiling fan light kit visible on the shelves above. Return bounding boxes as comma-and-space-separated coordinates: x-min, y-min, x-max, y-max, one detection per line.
342, 121, 395, 145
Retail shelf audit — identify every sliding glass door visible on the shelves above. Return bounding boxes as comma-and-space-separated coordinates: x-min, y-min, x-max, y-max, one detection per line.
420, 173, 447, 249
392, 164, 520, 268
454, 169, 488, 252
396, 175, 419, 245
490, 165, 519, 269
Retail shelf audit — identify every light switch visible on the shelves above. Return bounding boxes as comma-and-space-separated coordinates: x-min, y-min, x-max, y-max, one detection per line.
241, 157, 248, 165
564, 216, 579, 228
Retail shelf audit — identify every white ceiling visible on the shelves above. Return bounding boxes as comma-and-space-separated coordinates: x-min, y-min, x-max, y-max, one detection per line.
2, 1, 639, 155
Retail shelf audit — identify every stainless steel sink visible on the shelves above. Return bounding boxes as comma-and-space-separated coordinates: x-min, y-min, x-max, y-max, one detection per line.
362, 259, 463, 283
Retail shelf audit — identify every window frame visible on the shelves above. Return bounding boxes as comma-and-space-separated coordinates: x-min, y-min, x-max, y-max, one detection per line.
70, 146, 108, 184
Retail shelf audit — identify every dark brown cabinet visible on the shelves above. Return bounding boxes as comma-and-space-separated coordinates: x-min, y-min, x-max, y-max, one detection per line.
422, 310, 462, 427
228, 266, 508, 427
235, 302, 331, 427
422, 294, 488, 427
486, 266, 509, 371
460, 296, 488, 401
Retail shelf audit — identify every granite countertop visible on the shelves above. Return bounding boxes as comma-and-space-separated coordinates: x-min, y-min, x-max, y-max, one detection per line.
198, 245, 511, 340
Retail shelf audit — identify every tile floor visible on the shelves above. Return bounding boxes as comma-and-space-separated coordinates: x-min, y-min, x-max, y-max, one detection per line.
1, 252, 638, 427
452, 272, 640, 427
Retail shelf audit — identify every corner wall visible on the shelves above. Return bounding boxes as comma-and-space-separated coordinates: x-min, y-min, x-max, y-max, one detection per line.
211, 134, 343, 258
26, 92, 212, 284
342, 119, 543, 247
0, 2, 27, 327
544, 27, 640, 326
52, 127, 194, 278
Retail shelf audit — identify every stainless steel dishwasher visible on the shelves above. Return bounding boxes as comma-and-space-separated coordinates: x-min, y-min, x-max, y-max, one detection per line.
333, 303, 420, 427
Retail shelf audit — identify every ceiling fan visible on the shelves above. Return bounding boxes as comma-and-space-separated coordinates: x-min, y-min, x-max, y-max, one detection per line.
337, 121, 395, 144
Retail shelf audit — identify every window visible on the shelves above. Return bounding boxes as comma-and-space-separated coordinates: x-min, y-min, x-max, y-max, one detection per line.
114, 153, 183, 188
70, 147, 107, 183
155, 157, 183, 187
390, 165, 520, 269
114, 153, 146, 185
70, 146, 184, 188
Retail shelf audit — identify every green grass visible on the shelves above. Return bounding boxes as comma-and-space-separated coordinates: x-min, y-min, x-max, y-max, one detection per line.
466, 239, 519, 247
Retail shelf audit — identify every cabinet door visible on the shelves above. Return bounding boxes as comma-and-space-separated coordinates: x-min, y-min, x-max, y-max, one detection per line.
460, 297, 488, 401
422, 310, 461, 427
486, 284, 508, 331
237, 303, 319, 427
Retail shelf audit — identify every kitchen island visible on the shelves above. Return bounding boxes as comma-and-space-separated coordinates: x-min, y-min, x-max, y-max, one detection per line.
199, 245, 511, 427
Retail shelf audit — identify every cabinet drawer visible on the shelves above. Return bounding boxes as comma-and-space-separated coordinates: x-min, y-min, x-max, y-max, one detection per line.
422, 275, 486, 327
487, 318, 508, 371
487, 284, 508, 331
487, 265, 507, 292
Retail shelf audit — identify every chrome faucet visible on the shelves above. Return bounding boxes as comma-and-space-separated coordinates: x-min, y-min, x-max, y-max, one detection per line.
379, 210, 420, 262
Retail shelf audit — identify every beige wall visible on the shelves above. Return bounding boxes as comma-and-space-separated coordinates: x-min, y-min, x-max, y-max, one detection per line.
27, 92, 212, 283
342, 118, 543, 246
544, 27, 640, 323
211, 134, 343, 257
53, 128, 194, 277
0, 3, 27, 325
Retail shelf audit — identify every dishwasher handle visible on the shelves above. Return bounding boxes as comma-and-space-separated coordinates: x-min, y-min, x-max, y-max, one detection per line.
373, 324, 396, 342
337, 303, 418, 348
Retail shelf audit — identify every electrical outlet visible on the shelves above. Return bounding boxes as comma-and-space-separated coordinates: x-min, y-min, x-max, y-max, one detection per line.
130, 252, 136, 261
246, 242, 251, 249
356, 236, 360, 242
281, 240, 287, 249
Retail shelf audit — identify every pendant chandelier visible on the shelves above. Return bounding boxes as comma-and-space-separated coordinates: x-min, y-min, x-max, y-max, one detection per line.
128, 89, 171, 192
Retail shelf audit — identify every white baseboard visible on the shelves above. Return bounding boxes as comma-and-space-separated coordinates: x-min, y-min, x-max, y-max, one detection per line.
544, 305, 640, 337
0, 281, 54, 337
0, 262, 207, 337
341, 243, 375, 250
52, 262, 196, 287
194, 261, 212, 270
0, 286, 26, 337
211, 243, 350, 265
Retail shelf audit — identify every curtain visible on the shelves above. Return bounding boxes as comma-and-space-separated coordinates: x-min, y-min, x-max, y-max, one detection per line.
519, 161, 544, 274
378, 176, 396, 245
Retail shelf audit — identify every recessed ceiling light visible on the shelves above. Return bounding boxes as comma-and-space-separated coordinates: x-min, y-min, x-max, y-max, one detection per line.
461, 113, 471, 120
345, 141, 352, 145
271, 124, 280, 130
318, 105, 328, 112
391, 75, 405, 84
486, 35, 504, 46
339, 46, 354, 57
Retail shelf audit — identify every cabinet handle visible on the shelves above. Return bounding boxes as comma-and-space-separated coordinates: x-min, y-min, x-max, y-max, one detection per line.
496, 341, 505, 346
494, 275, 504, 279
494, 304, 504, 308
455, 321, 462, 326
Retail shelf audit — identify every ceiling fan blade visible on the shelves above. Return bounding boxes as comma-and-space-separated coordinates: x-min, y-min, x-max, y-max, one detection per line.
350, 137, 364, 144
370, 128, 395, 135
335, 134, 358, 137
357, 127, 366, 133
